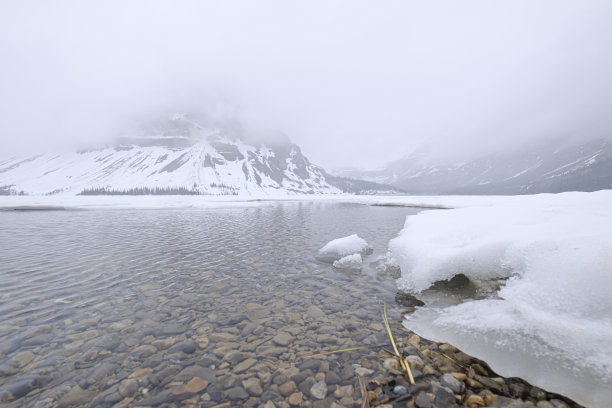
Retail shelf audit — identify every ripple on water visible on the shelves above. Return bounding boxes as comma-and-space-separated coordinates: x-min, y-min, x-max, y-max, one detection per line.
0, 203, 421, 407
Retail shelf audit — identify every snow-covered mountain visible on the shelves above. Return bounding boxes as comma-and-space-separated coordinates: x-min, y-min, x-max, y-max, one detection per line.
0, 115, 397, 196
336, 137, 612, 194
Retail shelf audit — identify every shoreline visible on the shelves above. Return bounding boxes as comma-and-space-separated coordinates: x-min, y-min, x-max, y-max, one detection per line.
362, 323, 584, 408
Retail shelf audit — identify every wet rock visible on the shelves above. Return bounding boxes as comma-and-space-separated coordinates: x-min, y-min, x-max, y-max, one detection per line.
288, 391, 303, 406
406, 355, 426, 371
159, 324, 186, 335
1, 377, 41, 401
111, 397, 134, 408
395, 292, 425, 307
466, 377, 483, 389
176, 365, 217, 383
167, 339, 197, 355
299, 359, 322, 372
223, 350, 255, 365
332, 384, 353, 398
440, 373, 464, 393
136, 391, 172, 406
132, 344, 157, 358
57, 385, 93, 408
450, 372, 467, 381
10, 351, 35, 368
415, 391, 434, 408
355, 366, 374, 376
118, 379, 138, 397
261, 390, 282, 402
104, 391, 123, 404
243, 377, 263, 397
210, 333, 238, 342
226, 386, 249, 400
434, 387, 457, 407
315, 334, 336, 344
298, 377, 316, 395
234, 358, 257, 373
273, 332, 294, 346
129, 367, 153, 379
279, 380, 296, 396
339, 365, 355, 380
310, 381, 328, 400
474, 374, 504, 393
173, 377, 209, 399
497, 396, 528, 408
194, 334, 209, 349
465, 394, 485, 408
326, 370, 341, 385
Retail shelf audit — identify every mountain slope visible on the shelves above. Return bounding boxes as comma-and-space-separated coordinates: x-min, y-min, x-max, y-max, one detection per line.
0, 116, 397, 196
339, 138, 612, 194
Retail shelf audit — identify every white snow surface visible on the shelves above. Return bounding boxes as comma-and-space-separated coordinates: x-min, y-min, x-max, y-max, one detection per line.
387, 190, 612, 407
332, 253, 363, 270
0, 135, 342, 196
317, 234, 372, 263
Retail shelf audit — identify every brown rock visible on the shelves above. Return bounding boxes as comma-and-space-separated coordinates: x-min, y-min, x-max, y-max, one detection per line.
466, 378, 483, 389
279, 380, 297, 397
118, 379, 138, 397
406, 355, 425, 370
173, 377, 208, 398
234, 358, 257, 374
465, 394, 485, 408
288, 391, 303, 406
479, 390, 497, 407
451, 372, 467, 381
128, 368, 153, 379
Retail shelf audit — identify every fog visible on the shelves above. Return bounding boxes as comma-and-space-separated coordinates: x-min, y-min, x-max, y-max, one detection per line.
1, 0, 611, 169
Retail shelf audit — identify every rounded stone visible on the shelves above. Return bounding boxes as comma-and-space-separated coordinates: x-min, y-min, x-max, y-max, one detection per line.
393, 385, 408, 395
288, 391, 303, 406
279, 380, 296, 397
118, 379, 138, 397
310, 381, 328, 400
465, 394, 485, 408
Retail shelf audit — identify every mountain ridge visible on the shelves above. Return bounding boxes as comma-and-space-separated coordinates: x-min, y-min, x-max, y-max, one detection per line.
335, 137, 612, 194
0, 115, 398, 196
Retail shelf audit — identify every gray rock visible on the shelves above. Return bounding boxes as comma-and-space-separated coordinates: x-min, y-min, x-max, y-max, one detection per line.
415, 391, 434, 408
497, 396, 526, 408
272, 332, 294, 346
176, 365, 217, 383
440, 373, 464, 393
299, 360, 322, 371
299, 377, 316, 395
243, 377, 263, 397
434, 387, 457, 407
226, 386, 249, 400
167, 340, 197, 355
223, 350, 255, 365
310, 381, 328, 400
326, 370, 341, 385
393, 385, 408, 395
118, 379, 138, 397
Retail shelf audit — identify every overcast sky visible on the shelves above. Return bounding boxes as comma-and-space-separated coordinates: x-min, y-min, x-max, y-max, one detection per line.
1, 1, 611, 169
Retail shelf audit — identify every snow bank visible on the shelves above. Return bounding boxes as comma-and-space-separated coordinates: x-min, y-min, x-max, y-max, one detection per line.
388, 190, 612, 406
332, 253, 363, 270
317, 234, 372, 263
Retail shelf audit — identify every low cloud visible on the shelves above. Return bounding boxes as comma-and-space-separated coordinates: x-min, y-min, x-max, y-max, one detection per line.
1, 0, 611, 168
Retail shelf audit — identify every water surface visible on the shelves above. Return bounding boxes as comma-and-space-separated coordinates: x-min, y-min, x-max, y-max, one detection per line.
0, 202, 420, 407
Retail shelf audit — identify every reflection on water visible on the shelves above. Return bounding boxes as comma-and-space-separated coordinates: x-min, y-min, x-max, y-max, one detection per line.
0, 202, 420, 407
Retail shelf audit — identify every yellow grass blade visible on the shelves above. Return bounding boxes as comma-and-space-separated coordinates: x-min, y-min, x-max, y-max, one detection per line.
302, 346, 370, 359
383, 304, 415, 384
